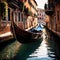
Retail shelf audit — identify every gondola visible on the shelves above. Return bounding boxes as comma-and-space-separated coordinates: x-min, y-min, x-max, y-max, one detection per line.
29, 24, 43, 33
11, 21, 42, 43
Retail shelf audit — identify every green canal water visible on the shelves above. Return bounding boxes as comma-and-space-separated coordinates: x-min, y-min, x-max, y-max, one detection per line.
0, 28, 60, 60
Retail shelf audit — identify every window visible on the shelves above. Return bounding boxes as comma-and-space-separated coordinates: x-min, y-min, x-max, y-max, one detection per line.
15, 12, 17, 22
8, 8, 10, 21
38, 17, 39, 20
57, 10, 59, 21
40, 14, 41, 16
12, 12, 14, 21
54, 16, 56, 31
18, 13, 20, 21
40, 17, 41, 20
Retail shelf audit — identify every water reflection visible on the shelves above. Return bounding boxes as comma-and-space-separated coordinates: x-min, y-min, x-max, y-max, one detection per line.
27, 29, 52, 60
27, 29, 57, 60
0, 28, 59, 60
14, 39, 42, 60
0, 37, 42, 60
0, 40, 21, 59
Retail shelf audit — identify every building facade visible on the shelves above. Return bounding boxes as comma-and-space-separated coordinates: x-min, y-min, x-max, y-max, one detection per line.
37, 8, 46, 25
0, 0, 38, 30
45, 0, 60, 37
24, 0, 38, 29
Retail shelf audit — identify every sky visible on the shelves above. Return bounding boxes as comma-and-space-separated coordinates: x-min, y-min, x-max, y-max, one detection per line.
36, 0, 48, 9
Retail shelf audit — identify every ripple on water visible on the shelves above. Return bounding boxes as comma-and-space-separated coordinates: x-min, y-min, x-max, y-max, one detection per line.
27, 29, 56, 60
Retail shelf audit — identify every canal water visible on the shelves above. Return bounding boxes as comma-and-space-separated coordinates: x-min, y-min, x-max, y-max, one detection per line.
0, 28, 60, 60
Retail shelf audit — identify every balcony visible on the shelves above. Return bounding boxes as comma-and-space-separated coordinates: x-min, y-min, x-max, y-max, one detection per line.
44, 3, 54, 16
7, 0, 19, 8
28, 0, 37, 12
7, 0, 24, 11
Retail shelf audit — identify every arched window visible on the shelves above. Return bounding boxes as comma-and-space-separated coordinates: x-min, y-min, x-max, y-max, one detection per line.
0, 1, 8, 21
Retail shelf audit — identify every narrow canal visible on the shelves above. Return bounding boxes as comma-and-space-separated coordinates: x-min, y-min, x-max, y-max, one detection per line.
0, 28, 60, 60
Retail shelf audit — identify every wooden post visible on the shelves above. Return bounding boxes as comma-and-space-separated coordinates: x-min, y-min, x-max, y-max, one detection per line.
0, 0, 1, 29
10, 9, 17, 40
